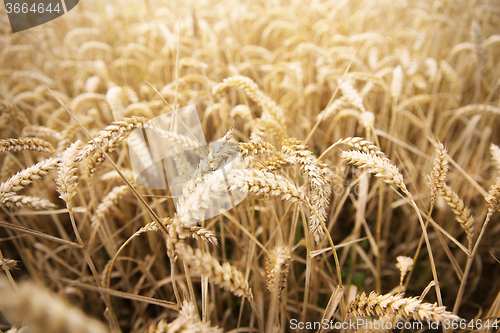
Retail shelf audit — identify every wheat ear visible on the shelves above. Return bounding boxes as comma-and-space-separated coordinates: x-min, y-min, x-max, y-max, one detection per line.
150, 301, 223, 333
0, 194, 56, 210
0, 157, 60, 193
239, 141, 277, 157
340, 150, 409, 196
21, 125, 63, 140
84, 116, 149, 176
429, 142, 449, 205
282, 138, 331, 242
229, 168, 310, 206
0, 277, 109, 333
91, 185, 129, 227
0, 138, 54, 153
491, 143, 500, 170
347, 291, 459, 323
438, 184, 474, 248
56, 140, 83, 203
486, 177, 500, 211
266, 247, 291, 297
175, 243, 253, 301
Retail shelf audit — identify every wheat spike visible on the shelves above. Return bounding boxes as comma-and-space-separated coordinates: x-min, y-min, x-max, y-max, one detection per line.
0, 277, 109, 333
391, 65, 404, 102
229, 168, 310, 206
282, 138, 331, 242
341, 150, 409, 197
490, 144, 500, 170
335, 137, 385, 157
175, 243, 253, 301
56, 140, 83, 204
486, 177, 500, 212
150, 300, 223, 333
85, 116, 149, 176
0, 157, 60, 193
0, 138, 54, 153
429, 142, 449, 205
0, 194, 56, 210
438, 184, 474, 247
239, 141, 277, 157
21, 126, 63, 141
213, 75, 287, 138
91, 185, 129, 227
347, 291, 459, 323
266, 247, 291, 297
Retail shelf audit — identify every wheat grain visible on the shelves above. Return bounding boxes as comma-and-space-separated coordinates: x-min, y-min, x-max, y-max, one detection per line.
282, 138, 331, 242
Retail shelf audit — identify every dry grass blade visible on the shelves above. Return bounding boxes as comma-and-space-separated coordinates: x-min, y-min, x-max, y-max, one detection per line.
0, 220, 84, 248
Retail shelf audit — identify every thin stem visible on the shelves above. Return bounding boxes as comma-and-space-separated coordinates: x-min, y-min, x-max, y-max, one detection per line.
404, 204, 434, 291
67, 203, 121, 332
453, 209, 494, 314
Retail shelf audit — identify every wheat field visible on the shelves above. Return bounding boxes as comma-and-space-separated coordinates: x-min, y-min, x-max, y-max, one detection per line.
0, 0, 500, 332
